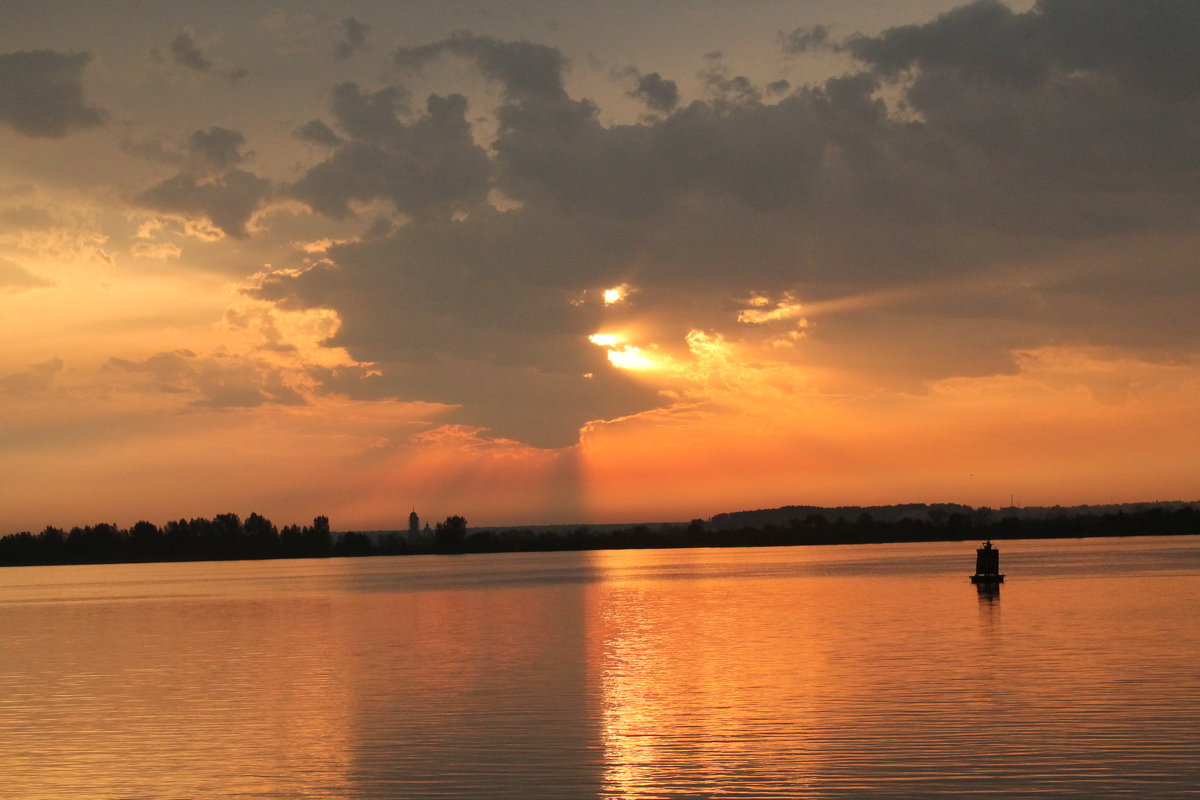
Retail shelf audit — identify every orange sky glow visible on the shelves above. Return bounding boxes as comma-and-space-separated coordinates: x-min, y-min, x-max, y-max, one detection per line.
3, 1, 1199, 532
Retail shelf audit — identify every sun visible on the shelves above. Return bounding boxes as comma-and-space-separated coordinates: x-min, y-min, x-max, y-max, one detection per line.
606, 346, 658, 371
589, 331, 664, 372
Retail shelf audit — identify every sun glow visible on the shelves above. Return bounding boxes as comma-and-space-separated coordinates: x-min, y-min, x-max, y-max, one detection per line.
589, 331, 664, 371
603, 286, 625, 305
590, 333, 623, 347
606, 346, 658, 371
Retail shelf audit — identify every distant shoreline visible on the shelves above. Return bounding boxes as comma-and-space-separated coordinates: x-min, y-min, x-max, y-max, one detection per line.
2, 503, 1197, 568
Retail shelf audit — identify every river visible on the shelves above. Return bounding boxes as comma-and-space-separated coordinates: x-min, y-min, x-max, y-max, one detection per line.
1, 535, 1197, 798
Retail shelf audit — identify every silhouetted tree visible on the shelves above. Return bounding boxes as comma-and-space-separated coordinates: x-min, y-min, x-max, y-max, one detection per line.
335, 531, 373, 557
244, 511, 280, 559
435, 515, 467, 553
280, 523, 303, 557
301, 515, 332, 557
129, 520, 163, 561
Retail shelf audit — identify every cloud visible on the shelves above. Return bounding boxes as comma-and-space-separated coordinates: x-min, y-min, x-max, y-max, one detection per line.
294, 119, 342, 148
135, 168, 270, 239
130, 241, 182, 260
132, 125, 269, 238
849, 0, 1200, 100
0, 256, 52, 291
0, 357, 63, 394
167, 32, 247, 81
395, 31, 568, 101
288, 87, 490, 220
623, 69, 679, 113
697, 55, 762, 107
170, 32, 211, 72
780, 25, 831, 55
335, 16, 370, 60
328, 81, 410, 140
187, 126, 246, 172
0, 50, 104, 137
253, 7, 1200, 447
106, 349, 305, 408
122, 125, 249, 173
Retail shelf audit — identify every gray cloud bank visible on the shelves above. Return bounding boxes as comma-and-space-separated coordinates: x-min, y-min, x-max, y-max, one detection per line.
250, 1, 1200, 446
0, 49, 104, 137
133, 126, 270, 238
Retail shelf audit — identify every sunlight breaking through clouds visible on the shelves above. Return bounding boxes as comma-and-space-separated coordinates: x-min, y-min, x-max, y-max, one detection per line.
606, 346, 659, 372
7, 1, 1200, 529
737, 292, 807, 326
589, 333, 664, 372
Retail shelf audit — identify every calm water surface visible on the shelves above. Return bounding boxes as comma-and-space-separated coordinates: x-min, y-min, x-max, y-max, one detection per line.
1, 536, 1198, 798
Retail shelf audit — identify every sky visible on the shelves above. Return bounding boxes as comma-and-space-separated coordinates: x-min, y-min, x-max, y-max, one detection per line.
3, 0, 1200, 532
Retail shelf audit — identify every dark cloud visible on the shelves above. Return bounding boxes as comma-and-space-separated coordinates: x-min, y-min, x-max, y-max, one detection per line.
122, 126, 250, 173
698, 60, 762, 107
289, 87, 490, 220
0, 256, 53, 292
294, 119, 343, 148
169, 33, 212, 72
329, 81, 410, 141
851, 0, 1200, 100
844, 0, 1200, 213
106, 349, 304, 408
1036, 0, 1200, 101
847, 0, 1047, 88
259, 7, 1200, 445
131, 124, 268, 237
395, 31, 568, 101
249, 207, 660, 445
187, 126, 246, 172
0, 357, 62, 394
168, 32, 247, 81
135, 168, 270, 238
780, 25, 831, 55
335, 16, 371, 60
0, 50, 104, 137
624, 70, 679, 113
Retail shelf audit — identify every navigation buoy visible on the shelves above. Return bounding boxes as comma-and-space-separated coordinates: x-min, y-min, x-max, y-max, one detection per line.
970, 540, 1005, 584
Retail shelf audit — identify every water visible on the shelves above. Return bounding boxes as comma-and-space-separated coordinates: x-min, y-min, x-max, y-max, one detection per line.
1, 536, 1197, 799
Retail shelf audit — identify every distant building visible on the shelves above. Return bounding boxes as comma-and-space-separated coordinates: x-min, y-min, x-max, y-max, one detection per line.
409, 509, 420, 535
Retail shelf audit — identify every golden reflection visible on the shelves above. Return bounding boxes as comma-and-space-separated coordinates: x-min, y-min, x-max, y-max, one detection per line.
586, 549, 823, 798
0, 565, 356, 799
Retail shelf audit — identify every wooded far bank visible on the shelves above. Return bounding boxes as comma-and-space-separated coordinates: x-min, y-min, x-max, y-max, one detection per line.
1, 505, 1197, 568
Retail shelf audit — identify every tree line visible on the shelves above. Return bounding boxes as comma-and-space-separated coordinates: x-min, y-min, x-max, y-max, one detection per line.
394, 504, 1200, 556
0, 513, 332, 566
1, 505, 1196, 568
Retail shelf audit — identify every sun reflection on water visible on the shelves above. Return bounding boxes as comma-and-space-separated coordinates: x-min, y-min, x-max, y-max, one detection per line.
587, 549, 824, 798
